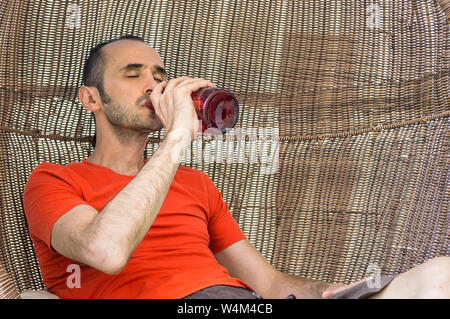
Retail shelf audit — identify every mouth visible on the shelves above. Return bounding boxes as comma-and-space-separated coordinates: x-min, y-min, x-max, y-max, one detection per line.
142, 99, 155, 112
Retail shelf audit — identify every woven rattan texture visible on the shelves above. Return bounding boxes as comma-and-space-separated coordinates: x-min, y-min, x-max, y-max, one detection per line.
0, 262, 20, 299
0, 1, 448, 292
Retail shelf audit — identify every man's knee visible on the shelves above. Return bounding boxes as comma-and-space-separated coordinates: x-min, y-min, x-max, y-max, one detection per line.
421, 256, 450, 278
416, 256, 450, 298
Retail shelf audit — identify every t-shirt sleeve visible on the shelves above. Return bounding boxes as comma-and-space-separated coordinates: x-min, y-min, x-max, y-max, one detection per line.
23, 163, 88, 251
202, 173, 247, 254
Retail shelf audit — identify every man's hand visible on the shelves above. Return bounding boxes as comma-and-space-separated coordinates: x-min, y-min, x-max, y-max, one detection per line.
321, 277, 373, 298
150, 76, 216, 140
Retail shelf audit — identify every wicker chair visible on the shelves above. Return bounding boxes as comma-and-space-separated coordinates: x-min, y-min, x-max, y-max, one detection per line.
0, 0, 448, 298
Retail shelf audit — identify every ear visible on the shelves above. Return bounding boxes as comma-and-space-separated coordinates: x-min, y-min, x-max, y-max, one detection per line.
79, 86, 103, 112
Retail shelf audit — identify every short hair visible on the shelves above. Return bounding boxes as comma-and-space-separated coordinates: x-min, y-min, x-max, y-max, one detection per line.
82, 35, 146, 148
82, 34, 146, 104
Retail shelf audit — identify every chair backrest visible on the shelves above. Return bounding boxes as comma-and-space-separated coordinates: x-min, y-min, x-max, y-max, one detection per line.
0, 0, 448, 292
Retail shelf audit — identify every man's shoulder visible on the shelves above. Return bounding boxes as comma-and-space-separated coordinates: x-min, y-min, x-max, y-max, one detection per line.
176, 166, 221, 192
31, 161, 79, 174
176, 165, 215, 186
28, 161, 84, 183
31, 161, 66, 174
24, 161, 82, 200
178, 165, 208, 177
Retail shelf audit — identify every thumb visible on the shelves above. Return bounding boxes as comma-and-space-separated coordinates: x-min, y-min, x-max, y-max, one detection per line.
150, 80, 167, 112
321, 283, 344, 299
322, 290, 334, 298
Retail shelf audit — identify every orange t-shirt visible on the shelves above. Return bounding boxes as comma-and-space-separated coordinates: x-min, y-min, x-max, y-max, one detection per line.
23, 159, 250, 298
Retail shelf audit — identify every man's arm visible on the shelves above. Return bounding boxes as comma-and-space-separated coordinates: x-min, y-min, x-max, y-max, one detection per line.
214, 239, 335, 298
51, 132, 190, 274
51, 77, 215, 274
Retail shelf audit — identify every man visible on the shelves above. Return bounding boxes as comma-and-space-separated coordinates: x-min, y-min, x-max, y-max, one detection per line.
23, 35, 449, 299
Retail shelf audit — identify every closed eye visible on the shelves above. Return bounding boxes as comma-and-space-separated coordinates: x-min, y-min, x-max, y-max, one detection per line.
126, 75, 162, 82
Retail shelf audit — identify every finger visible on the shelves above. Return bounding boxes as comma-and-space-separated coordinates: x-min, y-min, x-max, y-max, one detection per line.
150, 80, 167, 111
178, 77, 215, 88
168, 76, 216, 92
321, 283, 345, 298
322, 290, 333, 298
176, 78, 216, 94
164, 76, 192, 92
323, 286, 346, 297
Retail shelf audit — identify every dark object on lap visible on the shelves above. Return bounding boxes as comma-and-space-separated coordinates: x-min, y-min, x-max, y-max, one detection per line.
327, 275, 398, 299
183, 285, 296, 299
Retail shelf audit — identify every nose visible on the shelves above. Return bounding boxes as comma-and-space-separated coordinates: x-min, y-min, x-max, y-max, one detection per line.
144, 73, 158, 95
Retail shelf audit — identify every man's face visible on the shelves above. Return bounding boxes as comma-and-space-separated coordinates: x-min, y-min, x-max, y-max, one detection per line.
100, 39, 167, 133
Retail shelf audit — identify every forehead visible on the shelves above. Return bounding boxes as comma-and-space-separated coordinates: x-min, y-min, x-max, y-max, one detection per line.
101, 39, 164, 71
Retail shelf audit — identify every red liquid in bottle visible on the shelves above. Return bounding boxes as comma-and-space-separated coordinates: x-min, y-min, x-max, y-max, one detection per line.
191, 88, 239, 134
147, 87, 239, 134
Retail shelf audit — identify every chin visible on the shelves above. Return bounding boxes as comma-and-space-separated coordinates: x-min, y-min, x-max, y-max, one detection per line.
145, 123, 163, 133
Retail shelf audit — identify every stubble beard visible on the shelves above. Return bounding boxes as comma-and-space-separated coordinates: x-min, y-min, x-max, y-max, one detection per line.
103, 96, 163, 144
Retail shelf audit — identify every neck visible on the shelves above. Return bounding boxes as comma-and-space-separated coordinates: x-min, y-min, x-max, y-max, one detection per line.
87, 130, 149, 176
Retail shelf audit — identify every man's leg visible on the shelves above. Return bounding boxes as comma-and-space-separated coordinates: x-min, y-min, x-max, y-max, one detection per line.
370, 256, 450, 299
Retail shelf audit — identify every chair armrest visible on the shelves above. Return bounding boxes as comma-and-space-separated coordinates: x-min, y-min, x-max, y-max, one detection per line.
20, 289, 59, 299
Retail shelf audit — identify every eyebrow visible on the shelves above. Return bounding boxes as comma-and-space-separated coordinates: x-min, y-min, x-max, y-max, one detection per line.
119, 63, 167, 77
